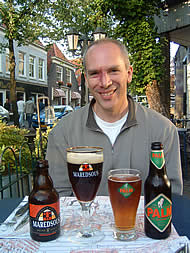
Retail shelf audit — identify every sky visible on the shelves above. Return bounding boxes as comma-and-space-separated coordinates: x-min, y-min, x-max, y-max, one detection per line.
170, 42, 179, 59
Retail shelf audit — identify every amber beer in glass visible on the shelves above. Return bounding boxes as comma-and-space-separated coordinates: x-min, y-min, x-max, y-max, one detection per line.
108, 169, 142, 241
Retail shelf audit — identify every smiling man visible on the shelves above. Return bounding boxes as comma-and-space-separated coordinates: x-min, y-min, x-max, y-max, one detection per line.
46, 38, 183, 197
84, 40, 132, 123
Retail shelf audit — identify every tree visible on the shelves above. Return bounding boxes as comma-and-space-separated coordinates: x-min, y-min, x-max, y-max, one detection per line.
52, 0, 112, 107
0, 0, 60, 125
98, 0, 169, 117
55, 0, 170, 117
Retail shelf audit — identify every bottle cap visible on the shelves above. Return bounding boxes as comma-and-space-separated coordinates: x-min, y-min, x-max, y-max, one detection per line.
151, 142, 163, 150
37, 159, 49, 168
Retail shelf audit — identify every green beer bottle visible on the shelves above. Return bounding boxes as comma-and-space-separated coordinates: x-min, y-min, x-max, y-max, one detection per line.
144, 142, 172, 239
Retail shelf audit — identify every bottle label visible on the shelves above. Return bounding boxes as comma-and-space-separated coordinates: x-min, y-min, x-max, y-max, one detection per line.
29, 201, 60, 237
151, 150, 165, 169
145, 193, 172, 232
118, 183, 135, 198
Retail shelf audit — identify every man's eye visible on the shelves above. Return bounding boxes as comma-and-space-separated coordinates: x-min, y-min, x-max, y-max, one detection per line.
111, 69, 119, 73
89, 72, 98, 77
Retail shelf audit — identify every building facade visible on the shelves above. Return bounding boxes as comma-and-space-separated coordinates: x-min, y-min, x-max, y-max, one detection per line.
174, 46, 190, 118
47, 44, 80, 108
0, 26, 48, 107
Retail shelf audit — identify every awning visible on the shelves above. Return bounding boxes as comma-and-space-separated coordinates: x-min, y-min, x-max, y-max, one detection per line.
71, 91, 81, 99
53, 88, 66, 98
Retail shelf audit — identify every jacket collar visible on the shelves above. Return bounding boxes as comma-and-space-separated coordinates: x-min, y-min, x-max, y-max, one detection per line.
86, 95, 138, 130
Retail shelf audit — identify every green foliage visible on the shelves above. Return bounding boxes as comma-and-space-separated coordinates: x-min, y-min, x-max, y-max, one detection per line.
0, 0, 57, 45
0, 0, 63, 125
0, 123, 28, 146
98, 0, 165, 96
54, 0, 166, 97
34, 127, 52, 160
118, 19, 165, 95
0, 122, 33, 174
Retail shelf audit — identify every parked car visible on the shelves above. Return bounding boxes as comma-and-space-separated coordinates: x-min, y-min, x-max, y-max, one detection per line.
0, 106, 10, 123
32, 105, 73, 129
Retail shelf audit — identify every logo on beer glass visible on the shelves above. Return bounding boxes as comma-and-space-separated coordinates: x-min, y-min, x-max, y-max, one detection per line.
79, 163, 93, 171
118, 183, 135, 198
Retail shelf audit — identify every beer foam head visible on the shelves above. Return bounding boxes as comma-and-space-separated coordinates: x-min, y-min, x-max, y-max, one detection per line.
67, 148, 103, 164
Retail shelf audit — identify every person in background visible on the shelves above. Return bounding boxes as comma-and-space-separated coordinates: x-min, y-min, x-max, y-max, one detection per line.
17, 96, 25, 128
46, 38, 183, 197
4, 98, 11, 112
25, 96, 35, 129
74, 103, 80, 111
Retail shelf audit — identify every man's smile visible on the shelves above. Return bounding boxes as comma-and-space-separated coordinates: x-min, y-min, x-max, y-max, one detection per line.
99, 89, 116, 97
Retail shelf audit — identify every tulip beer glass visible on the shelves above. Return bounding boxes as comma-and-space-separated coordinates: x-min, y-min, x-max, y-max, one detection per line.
67, 146, 104, 244
108, 169, 142, 241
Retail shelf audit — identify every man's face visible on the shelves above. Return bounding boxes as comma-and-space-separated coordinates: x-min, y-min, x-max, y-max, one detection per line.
85, 42, 133, 115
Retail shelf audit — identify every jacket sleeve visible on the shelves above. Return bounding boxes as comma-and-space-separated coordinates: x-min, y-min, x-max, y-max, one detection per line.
163, 124, 183, 195
46, 129, 73, 197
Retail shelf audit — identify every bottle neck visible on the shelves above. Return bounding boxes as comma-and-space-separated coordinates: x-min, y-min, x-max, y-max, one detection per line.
34, 167, 53, 189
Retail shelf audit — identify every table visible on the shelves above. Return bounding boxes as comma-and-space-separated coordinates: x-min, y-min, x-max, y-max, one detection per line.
178, 128, 188, 177
0, 195, 189, 252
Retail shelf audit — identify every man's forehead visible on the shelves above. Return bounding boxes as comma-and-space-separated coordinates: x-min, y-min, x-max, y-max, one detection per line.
87, 41, 119, 54
85, 43, 122, 65
87, 64, 121, 73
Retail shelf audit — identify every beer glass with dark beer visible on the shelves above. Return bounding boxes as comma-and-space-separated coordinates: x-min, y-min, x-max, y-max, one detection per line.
67, 146, 104, 244
108, 168, 141, 241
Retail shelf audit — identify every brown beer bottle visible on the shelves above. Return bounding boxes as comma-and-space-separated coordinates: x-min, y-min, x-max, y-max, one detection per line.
144, 142, 172, 239
29, 160, 60, 242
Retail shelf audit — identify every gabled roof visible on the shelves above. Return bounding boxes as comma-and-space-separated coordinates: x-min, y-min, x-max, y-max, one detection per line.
48, 43, 67, 61
69, 58, 82, 67
47, 43, 80, 72
47, 43, 67, 72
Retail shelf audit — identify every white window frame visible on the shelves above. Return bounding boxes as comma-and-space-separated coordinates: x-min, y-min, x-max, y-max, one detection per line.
6, 48, 10, 73
29, 55, 36, 78
56, 66, 63, 82
18, 51, 26, 76
38, 58, 44, 80
66, 68, 71, 83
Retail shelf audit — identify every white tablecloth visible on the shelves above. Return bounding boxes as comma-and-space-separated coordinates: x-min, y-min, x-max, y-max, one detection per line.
0, 196, 189, 253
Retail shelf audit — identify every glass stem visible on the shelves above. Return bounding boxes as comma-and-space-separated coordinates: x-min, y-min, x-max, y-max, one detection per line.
80, 201, 92, 237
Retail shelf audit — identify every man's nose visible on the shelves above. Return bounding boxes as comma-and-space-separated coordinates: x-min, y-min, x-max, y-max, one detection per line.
100, 71, 112, 88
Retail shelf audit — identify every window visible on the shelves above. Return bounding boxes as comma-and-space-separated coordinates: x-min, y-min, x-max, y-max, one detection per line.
29, 55, 36, 78
19, 52, 26, 76
56, 66, 63, 82
39, 58, 44, 80
6, 48, 10, 73
66, 68, 71, 83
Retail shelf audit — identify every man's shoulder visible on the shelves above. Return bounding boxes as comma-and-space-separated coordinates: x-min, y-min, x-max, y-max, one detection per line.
52, 104, 89, 129
135, 103, 175, 128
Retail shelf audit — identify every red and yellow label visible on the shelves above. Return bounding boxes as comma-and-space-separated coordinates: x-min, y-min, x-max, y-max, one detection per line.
29, 201, 60, 237
29, 202, 60, 218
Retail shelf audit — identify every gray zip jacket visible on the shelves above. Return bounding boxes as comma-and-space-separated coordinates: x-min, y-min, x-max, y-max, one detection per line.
46, 96, 183, 196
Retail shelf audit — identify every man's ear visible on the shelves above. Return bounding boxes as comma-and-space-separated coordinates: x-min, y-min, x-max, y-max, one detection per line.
127, 66, 133, 83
